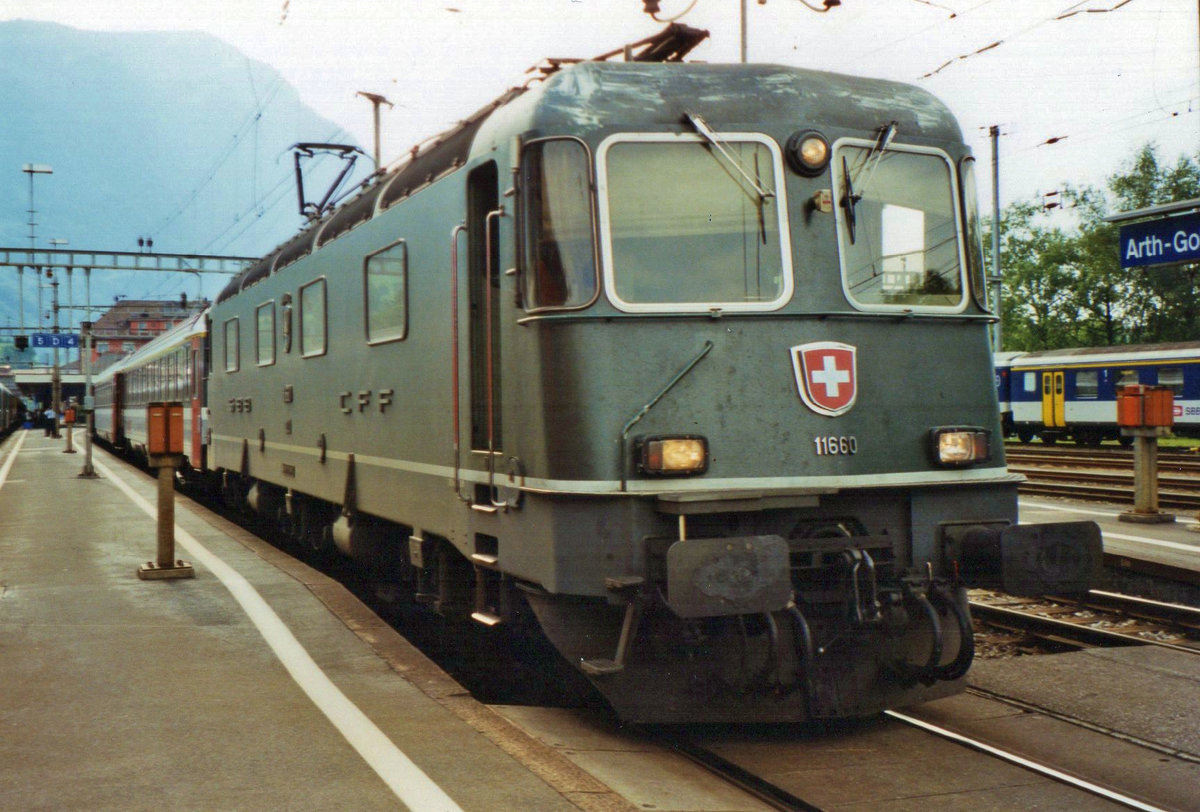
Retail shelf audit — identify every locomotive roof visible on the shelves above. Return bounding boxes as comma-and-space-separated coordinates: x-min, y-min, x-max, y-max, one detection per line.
480, 60, 961, 145
218, 60, 961, 305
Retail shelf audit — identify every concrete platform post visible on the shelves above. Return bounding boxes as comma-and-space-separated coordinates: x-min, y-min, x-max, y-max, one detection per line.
138, 454, 193, 580
1119, 427, 1175, 524
62, 408, 76, 454
138, 400, 193, 580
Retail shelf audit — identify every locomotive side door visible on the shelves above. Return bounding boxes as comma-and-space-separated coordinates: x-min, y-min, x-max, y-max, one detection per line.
466, 161, 502, 483
1041, 371, 1065, 428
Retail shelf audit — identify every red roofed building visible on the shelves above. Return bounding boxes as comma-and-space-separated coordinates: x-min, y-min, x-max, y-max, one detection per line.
89, 295, 207, 368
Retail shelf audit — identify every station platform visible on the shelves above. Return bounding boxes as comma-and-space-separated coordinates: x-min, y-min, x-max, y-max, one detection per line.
0, 429, 624, 811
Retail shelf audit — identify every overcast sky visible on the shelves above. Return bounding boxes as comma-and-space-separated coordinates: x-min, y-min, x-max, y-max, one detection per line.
5, 0, 1199, 221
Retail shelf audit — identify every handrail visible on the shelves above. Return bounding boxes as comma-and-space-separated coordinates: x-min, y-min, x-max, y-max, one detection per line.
450, 223, 471, 503
619, 340, 714, 491
484, 207, 513, 508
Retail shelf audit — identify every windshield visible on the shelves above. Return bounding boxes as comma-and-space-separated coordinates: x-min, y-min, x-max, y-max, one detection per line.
835, 142, 966, 311
599, 135, 792, 312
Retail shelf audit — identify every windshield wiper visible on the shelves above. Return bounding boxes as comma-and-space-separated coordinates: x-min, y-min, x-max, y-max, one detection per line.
841, 120, 898, 245
683, 112, 775, 202
855, 120, 898, 202
841, 155, 859, 243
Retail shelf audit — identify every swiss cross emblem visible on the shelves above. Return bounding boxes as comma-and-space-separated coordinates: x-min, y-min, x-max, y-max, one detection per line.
790, 342, 857, 417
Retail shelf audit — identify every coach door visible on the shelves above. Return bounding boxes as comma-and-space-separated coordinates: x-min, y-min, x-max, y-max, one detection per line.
1041, 371, 1065, 428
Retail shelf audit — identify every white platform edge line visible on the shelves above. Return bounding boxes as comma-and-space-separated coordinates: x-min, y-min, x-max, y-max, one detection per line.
93, 456, 462, 812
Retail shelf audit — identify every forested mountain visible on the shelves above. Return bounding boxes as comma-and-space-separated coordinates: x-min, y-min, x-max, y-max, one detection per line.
0, 20, 361, 344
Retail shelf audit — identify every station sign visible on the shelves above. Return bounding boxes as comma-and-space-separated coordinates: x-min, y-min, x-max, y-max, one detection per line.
30, 333, 80, 349
1119, 211, 1200, 269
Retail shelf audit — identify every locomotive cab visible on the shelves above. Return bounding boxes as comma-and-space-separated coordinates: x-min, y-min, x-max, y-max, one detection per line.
485, 62, 1100, 721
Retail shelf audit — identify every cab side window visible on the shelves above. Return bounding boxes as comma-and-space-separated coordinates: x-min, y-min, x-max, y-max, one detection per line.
224, 318, 240, 373
300, 278, 327, 358
365, 241, 407, 343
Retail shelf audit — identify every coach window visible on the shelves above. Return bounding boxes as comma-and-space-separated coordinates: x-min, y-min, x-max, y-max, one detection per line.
1117, 369, 1140, 389
520, 139, 597, 311
300, 278, 327, 358
365, 241, 407, 343
598, 133, 791, 312
1075, 370, 1098, 399
834, 141, 966, 312
1158, 367, 1184, 395
256, 301, 276, 366
224, 317, 240, 373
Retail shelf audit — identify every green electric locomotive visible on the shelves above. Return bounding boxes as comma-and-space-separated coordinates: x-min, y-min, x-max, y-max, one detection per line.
205, 52, 1099, 722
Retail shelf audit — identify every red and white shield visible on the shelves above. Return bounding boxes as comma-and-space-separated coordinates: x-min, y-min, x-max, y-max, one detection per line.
790, 342, 857, 417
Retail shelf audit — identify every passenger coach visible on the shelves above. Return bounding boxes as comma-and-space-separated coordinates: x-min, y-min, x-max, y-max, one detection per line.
93, 310, 207, 466
998, 342, 1200, 444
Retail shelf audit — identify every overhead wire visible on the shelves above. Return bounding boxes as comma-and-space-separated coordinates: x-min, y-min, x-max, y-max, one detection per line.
919, 0, 1142, 79
130, 67, 296, 301
200, 126, 355, 254
146, 77, 285, 240
829, 0, 1001, 70
1009, 88, 1199, 156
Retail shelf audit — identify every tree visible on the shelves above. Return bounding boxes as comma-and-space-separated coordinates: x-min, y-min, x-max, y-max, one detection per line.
994, 144, 1200, 351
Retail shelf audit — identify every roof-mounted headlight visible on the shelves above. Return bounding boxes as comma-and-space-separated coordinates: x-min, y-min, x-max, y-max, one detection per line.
931, 427, 991, 467
636, 435, 709, 476
786, 130, 830, 176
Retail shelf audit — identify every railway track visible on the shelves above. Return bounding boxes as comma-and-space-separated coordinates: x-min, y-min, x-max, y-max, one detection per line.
642, 589, 1200, 810
969, 588, 1200, 655
647, 711, 1175, 812
1007, 442, 1200, 508
1007, 444, 1200, 471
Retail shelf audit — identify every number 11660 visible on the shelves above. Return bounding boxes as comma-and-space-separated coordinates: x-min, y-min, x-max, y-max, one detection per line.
814, 436, 858, 456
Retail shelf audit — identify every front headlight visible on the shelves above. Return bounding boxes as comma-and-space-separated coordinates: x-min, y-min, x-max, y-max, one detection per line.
786, 130, 830, 177
931, 427, 991, 467
636, 435, 709, 476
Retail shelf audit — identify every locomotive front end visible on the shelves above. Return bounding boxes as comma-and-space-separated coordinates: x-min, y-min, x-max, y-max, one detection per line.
505, 62, 1099, 723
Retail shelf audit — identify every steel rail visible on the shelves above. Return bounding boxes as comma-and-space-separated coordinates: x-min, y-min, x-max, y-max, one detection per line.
1058, 589, 1200, 631
642, 731, 822, 812
969, 602, 1200, 655
886, 711, 1170, 812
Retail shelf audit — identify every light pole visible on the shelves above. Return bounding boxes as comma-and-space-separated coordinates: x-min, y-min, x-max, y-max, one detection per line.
50, 239, 71, 363
21, 163, 52, 342
50, 270, 62, 441
79, 320, 97, 477
740, 0, 841, 63
357, 92, 393, 172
